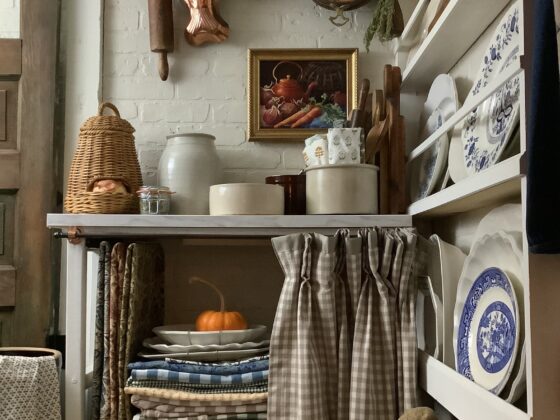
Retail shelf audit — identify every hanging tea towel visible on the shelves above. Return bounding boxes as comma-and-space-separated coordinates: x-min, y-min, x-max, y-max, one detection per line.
0, 355, 61, 419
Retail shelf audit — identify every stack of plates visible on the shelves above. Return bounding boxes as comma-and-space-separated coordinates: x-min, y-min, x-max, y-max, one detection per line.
453, 204, 525, 403
139, 324, 269, 361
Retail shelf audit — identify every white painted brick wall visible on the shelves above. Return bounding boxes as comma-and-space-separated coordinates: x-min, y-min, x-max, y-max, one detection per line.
103, 0, 393, 185
0, 0, 19, 38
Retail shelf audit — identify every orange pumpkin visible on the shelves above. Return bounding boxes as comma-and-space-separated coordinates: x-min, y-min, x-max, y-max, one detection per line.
190, 277, 248, 331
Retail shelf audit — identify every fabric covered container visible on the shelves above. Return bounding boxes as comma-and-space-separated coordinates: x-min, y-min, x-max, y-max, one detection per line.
0, 348, 62, 419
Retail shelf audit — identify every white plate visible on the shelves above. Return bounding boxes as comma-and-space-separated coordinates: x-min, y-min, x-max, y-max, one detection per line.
429, 235, 467, 368
410, 74, 458, 202
416, 275, 443, 360
461, 3, 521, 175
449, 128, 468, 183
453, 231, 524, 394
153, 324, 267, 346
473, 203, 522, 249
143, 337, 270, 354
138, 347, 269, 362
455, 267, 519, 394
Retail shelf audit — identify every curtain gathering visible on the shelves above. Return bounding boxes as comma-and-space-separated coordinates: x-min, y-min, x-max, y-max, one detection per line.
268, 227, 418, 420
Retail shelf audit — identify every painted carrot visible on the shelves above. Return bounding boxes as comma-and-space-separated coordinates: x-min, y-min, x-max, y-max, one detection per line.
291, 106, 322, 128
273, 107, 309, 128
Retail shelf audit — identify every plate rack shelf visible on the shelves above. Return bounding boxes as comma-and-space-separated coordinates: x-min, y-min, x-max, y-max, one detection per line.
408, 154, 523, 217
398, 0, 544, 419
419, 351, 529, 420
396, 0, 511, 91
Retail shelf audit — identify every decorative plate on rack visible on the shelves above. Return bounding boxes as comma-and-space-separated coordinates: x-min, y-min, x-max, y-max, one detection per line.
409, 74, 458, 202
455, 267, 519, 394
461, 3, 520, 175
453, 231, 524, 395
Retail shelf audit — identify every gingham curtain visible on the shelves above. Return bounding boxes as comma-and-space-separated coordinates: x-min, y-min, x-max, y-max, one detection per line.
268, 228, 418, 420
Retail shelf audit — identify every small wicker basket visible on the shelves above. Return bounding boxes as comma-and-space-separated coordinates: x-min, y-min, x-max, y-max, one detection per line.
64, 102, 143, 214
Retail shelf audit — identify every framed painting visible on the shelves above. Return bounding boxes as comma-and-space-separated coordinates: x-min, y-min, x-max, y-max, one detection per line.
248, 48, 358, 141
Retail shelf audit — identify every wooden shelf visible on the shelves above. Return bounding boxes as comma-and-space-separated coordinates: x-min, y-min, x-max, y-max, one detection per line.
46, 214, 412, 238
408, 154, 523, 217
419, 351, 529, 420
399, 0, 510, 92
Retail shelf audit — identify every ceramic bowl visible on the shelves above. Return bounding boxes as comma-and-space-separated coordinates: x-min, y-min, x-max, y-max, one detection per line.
209, 183, 284, 215
153, 324, 268, 346
453, 231, 524, 394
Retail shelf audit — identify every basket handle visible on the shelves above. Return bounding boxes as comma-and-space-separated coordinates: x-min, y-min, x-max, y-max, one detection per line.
97, 102, 121, 118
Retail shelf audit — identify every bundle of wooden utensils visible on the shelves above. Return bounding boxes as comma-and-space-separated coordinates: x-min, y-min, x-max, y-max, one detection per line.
349, 65, 406, 214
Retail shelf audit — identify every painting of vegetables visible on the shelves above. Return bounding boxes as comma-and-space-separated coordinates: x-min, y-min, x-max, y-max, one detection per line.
248, 49, 358, 141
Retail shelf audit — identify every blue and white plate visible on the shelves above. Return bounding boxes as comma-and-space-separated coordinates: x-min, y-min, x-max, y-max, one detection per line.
455, 267, 519, 394
410, 74, 458, 202
462, 3, 521, 175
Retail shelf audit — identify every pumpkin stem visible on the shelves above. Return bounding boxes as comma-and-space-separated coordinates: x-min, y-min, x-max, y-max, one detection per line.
189, 277, 226, 312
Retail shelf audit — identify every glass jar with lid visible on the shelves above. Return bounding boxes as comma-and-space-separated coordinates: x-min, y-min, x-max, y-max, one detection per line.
137, 186, 173, 215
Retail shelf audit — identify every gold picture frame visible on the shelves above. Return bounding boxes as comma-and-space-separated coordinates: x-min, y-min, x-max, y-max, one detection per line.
248, 48, 358, 142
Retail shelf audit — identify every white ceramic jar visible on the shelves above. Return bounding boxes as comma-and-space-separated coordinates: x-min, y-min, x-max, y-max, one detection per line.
305, 163, 379, 214
158, 133, 222, 214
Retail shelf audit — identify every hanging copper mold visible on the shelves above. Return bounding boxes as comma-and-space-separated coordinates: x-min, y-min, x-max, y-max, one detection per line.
184, 0, 230, 46
313, 0, 369, 26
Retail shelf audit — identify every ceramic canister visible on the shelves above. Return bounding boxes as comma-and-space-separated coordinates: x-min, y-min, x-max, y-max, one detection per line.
305, 163, 379, 214
158, 133, 222, 214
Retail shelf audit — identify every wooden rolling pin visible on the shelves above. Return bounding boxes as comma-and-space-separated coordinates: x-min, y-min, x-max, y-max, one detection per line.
148, 0, 174, 81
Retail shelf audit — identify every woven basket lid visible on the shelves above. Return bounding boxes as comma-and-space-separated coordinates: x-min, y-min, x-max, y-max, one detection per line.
79, 102, 135, 134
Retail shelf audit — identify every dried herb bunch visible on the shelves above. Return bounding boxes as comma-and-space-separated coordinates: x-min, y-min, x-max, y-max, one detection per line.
364, 0, 403, 50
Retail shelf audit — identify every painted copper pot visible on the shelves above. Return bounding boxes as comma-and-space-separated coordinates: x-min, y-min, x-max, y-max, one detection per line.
271, 61, 306, 102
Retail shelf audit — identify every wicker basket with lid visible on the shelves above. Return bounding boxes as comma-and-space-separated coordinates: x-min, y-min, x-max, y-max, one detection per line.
64, 102, 143, 214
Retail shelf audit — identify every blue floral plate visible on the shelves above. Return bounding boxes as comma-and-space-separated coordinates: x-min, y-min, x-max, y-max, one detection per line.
455, 267, 519, 394
462, 3, 520, 175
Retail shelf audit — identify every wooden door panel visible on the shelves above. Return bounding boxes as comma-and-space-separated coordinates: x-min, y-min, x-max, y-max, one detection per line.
0, 194, 15, 265
0, 81, 19, 149
0, 39, 22, 76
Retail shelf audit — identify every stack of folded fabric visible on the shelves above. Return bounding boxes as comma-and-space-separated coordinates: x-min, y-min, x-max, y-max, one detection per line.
125, 355, 269, 419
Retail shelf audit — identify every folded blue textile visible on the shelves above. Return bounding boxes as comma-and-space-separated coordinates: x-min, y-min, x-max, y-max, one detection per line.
131, 369, 268, 385
129, 356, 269, 375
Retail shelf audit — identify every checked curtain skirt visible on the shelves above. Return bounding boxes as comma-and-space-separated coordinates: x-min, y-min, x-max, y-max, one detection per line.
268, 228, 418, 420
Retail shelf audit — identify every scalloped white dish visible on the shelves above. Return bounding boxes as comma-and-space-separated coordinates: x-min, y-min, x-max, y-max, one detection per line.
138, 347, 269, 362
153, 324, 268, 346
453, 231, 524, 396
143, 337, 270, 354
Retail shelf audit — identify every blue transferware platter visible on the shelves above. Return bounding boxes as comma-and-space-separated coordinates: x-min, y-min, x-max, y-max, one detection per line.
455, 267, 519, 394
462, 3, 520, 175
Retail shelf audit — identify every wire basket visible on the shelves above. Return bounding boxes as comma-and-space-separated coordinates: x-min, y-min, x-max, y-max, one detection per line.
64, 102, 143, 214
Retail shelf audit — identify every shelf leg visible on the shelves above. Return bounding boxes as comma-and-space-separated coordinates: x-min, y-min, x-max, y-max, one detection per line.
65, 240, 87, 420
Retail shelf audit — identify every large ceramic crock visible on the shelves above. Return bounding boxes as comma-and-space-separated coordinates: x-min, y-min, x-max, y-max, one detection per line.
158, 133, 222, 214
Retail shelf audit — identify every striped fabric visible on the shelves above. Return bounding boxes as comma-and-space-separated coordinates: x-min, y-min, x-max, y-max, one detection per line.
126, 379, 268, 395
131, 396, 267, 414
125, 387, 268, 403
131, 370, 268, 385
268, 228, 418, 420
134, 413, 266, 420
